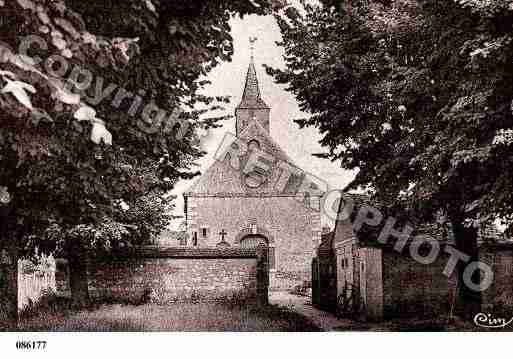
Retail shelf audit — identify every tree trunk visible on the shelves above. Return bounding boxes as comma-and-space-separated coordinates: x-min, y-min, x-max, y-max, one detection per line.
451, 217, 481, 319
67, 240, 90, 308
0, 208, 18, 329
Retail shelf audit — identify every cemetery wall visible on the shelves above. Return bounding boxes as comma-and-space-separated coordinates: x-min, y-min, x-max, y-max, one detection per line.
56, 247, 268, 305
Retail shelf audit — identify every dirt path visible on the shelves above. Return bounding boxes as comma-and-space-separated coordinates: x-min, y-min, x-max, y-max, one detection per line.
269, 292, 484, 331
269, 291, 355, 331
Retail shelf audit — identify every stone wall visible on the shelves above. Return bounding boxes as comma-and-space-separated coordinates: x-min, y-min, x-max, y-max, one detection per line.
359, 247, 383, 320
480, 244, 513, 314
186, 195, 321, 290
381, 249, 458, 319
57, 247, 268, 306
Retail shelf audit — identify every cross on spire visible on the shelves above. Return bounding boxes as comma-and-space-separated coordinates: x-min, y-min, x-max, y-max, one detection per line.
249, 36, 258, 60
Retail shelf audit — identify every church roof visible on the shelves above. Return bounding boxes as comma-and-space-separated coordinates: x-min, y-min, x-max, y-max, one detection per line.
236, 60, 269, 110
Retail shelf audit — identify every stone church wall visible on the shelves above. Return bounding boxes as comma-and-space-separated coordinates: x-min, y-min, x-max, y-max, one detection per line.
56, 247, 268, 305
186, 195, 321, 290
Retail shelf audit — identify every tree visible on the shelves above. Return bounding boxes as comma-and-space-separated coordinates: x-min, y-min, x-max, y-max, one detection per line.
0, 0, 277, 307
268, 0, 513, 315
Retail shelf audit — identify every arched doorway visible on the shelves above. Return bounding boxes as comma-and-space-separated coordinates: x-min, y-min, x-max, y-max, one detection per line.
240, 234, 268, 248
240, 234, 275, 270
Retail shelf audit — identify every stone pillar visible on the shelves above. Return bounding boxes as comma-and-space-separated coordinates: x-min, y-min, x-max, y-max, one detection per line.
0, 207, 18, 329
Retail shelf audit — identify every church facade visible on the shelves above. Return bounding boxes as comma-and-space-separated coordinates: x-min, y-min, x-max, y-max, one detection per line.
183, 58, 324, 290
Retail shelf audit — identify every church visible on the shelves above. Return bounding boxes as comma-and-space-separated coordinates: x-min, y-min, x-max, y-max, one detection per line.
183, 56, 325, 290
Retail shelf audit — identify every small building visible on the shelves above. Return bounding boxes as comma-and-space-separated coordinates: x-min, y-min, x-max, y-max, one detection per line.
313, 193, 513, 321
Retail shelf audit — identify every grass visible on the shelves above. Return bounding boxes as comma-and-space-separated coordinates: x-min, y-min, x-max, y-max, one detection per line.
16, 295, 321, 332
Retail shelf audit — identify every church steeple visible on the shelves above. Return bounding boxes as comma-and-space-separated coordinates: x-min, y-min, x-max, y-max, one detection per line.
235, 38, 270, 136
238, 59, 269, 110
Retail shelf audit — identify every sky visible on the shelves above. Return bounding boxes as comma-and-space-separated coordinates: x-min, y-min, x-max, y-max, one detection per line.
167, 13, 356, 230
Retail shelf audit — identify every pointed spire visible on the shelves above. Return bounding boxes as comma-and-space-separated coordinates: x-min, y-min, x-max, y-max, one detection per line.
237, 39, 269, 110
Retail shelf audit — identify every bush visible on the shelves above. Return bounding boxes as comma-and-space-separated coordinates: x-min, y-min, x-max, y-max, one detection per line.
18, 290, 72, 319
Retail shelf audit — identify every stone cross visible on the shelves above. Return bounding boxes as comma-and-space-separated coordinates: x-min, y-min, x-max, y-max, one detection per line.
219, 229, 227, 242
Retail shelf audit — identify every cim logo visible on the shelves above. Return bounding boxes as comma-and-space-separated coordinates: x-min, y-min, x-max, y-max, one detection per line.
473, 312, 513, 328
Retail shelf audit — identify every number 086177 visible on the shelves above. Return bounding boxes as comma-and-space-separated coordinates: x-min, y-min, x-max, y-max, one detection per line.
16, 341, 47, 350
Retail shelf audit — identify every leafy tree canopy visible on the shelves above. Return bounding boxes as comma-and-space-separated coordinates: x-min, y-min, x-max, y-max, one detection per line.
268, 0, 513, 234
0, 0, 278, 260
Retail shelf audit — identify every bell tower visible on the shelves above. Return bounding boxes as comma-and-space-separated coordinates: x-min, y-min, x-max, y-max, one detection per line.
235, 37, 270, 136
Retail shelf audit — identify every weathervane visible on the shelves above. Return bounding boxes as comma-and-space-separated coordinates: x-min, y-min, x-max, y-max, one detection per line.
249, 36, 258, 60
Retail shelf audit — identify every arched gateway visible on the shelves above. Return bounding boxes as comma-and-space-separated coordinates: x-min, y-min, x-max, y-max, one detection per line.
240, 234, 268, 249
239, 234, 275, 270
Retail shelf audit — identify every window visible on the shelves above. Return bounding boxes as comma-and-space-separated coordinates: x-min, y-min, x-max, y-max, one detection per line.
341, 257, 349, 269
201, 227, 208, 238
192, 232, 198, 246
179, 233, 188, 246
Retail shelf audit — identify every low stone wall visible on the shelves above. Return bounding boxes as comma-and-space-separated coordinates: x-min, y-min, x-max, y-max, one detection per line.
381, 249, 458, 319
480, 244, 513, 314
57, 247, 268, 306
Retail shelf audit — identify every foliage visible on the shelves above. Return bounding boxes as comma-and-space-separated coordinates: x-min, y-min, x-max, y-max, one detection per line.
0, 0, 276, 259
268, 0, 513, 233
